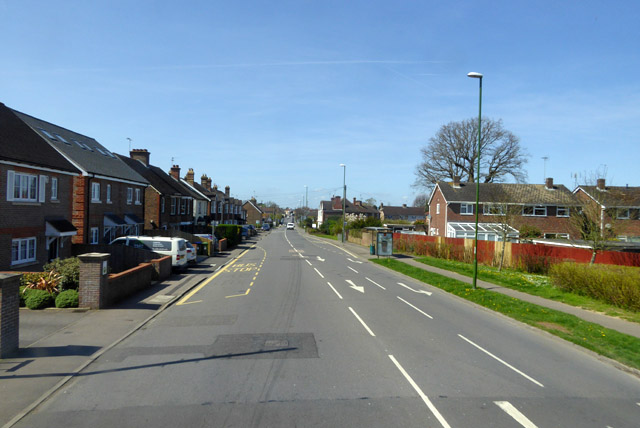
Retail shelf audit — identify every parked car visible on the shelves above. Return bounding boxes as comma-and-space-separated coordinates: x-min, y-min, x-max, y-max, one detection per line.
185, 241, 197, 264
110, 236, 188, 269
240, 226, 249, 239
262, 223, 271, 231
287, 223, 295, 230
245, 225, 257, 236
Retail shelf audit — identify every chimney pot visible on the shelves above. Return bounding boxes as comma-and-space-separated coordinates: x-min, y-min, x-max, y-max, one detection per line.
185, 168, 195, 185
169, 165, 181, 180
130, 149, 150, 167
545, 177, 554, 189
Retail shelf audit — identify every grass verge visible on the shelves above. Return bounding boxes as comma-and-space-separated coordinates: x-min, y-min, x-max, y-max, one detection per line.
309, 233, 338, 241
412, 255, 640, 324
372, 258, 640, 371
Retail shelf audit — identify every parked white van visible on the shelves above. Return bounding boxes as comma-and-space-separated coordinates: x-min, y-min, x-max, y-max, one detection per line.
110, 236, 188, 269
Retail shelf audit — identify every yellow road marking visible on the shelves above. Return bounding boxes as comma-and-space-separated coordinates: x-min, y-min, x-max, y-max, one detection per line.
226, 288, 250, 298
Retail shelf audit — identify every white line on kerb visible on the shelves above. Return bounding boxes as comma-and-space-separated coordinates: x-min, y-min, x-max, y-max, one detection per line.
314, 268, 324, 278
388, 355, 451, 428
397, 296, 433, 319
365, 277, 386, 290
327, 282, 343, 299
458, 335, 544, 387
494, 401, 538, 428
347, 266, 359, 274
305, 259, 312, 266
348, 307, 375, 336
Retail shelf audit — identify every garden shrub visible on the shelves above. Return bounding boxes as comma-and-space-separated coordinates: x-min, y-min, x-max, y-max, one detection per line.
550, 262, 640, 311
44, 257, 80, 290
55, 289, 79, 308
25, 289, 55, 310
215, 225, 242, 247
19, 285, 31, 307
20, 272, 46, 287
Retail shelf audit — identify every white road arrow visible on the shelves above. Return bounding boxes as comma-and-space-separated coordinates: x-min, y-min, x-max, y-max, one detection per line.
346, 279, 365, 293
317, 256, 325, 262
398, 282, 432, 296
347, 258, 363, 264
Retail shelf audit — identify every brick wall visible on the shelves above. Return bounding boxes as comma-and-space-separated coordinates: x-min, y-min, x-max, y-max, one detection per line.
0, 273, 20, 357
106, 262, 153, 305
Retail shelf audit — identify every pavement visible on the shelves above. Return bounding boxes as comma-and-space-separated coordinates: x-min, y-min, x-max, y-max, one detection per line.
2, 231, 639, 427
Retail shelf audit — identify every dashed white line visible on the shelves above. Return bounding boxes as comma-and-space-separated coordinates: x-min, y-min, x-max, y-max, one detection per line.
305, 259, 312, 266
458, 335, 544, 387
388, 355, 451, 428
348, 307, 375, 336
327, 282, 343, 299
494, 401, 538, 428
397, 296, 433, 319
347, 266, 359, 273
314, 268, 325, 278
365, 277, 386, 290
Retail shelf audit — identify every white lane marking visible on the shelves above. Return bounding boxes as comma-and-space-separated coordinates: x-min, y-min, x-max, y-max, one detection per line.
347, 266, 359, 274
637, 402, 640, 407
347, 258, 363, 264
365, 277, 386, 290
305, 259, 312, 266
346, 279, 365, 293
317, 256, 325, 262
494, 401, 538, 428
397, 296, 433, 319
388, 355, 451, 428
327, 282, 343, 299
348, 307, 375, 336
458, 335, 544, 387
314, 268, 324, 278
398, 282, 432, 296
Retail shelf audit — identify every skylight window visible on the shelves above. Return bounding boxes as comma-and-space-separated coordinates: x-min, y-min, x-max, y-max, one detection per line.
54, 134, 71, 145
103, 149, 116, 158
73, 140, 87, 149
38, 128, 57, 141
83, 143, 94, 152
94, 147, 108, 156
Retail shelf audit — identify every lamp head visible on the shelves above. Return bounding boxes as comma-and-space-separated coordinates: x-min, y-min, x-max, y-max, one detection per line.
340, 163, 346, 167
467, 72, 483, 79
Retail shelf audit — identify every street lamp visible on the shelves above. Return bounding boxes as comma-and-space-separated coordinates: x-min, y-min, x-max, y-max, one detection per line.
468, 71, 483, 289
340, 164, 346, 243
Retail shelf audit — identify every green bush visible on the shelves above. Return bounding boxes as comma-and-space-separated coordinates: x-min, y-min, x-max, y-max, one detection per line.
19, 285, 31, 307
44, 257, 80, 290
25, 289, 55, 310
550, 263, 640, 311
20, 272, 46, 287
215, 225, 242, 247
55, 289, 79, 308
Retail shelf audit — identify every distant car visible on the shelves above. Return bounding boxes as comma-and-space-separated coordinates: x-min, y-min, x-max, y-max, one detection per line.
262, 223, 271, 231
287, 223, 295, 230
185, 241, 197, 264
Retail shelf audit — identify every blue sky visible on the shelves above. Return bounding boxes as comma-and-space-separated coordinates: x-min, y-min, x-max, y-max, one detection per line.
2, 0, 639, 208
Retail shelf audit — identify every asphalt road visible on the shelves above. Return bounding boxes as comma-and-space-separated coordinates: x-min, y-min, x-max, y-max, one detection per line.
15, 227, 640, 427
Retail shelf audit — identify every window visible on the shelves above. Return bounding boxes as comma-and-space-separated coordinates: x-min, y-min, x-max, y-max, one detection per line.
483, 204, 505, 215
544, 233, 569, 239
9, 171, 38, 202
127, 187, 133, 204
54, 134, 71, 145
181, 199, 186, 214
171, 197, 177, 215
617, 208, 630, 219
436, 203, 440, 215
51, 177, 58, 200
161, 197, 165, 214
103, 226, 115, 244
135, 188, 141, 205
523, 205, 546, 216
106, 184, 112, 203
91, 182, 101, 202
38, 128, 57, 141
460, 203, 473, 215
11, 237, 36, 265
90, 227, 99, 244
556, 206, 569, 217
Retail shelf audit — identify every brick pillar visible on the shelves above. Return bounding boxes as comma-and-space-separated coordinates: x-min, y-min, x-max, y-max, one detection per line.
0, 273, 20, 358
78, 253, 110, 309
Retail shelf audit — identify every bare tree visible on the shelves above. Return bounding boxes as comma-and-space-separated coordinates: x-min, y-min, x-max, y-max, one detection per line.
414, 117, 528, 189
412, 193, 428, 208
483, 202, 522, 271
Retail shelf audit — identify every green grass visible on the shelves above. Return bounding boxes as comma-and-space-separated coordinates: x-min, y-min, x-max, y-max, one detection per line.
412, 255, 640, 324
372, 258, 640, 371
310, 233, 338, 240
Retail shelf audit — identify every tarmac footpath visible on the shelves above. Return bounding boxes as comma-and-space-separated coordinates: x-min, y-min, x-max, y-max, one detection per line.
0, 243, 250, 428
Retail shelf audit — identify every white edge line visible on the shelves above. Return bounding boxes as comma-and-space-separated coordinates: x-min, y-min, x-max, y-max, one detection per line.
327, 282, 343, 299
305, 259, 312, 266
348, 266, 359, 273
494, 401, 538, 428
314, 268, 324, 278
388, 355, 451, 428
397, 296, 433, 319
348, 307, 375, 336
365, 277, 386, 290
458, 334, 544, 387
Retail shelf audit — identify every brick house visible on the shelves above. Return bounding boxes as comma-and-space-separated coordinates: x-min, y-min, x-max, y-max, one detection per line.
428, 177, 580, 241
117, 151, 197, 231
574, 179, 640, 242
181, 169, 211, 225
318, 196, 380, 226
379, 203, 426, 223
243, 198, 264, 226
8, 106, 148, 247
0, 103, 81, 270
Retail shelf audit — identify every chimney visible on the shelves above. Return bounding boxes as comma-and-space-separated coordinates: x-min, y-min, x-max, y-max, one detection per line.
200, 174, 208, 188
130, 149, 150, 167
545, 177, 554, 190
452, 175, 461, 188
169, 165, 180, 180
380, 202, 384, 208
402, 203, 407, 208
333, 196, 341, 209
225, 186, 230, 197
597, 178, 606, 190
185, 168, 195, 185
208, 178, 213, 191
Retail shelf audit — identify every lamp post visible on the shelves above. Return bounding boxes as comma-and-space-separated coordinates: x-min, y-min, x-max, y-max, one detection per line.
340, 164, 346, 243
467, 72, 483, 289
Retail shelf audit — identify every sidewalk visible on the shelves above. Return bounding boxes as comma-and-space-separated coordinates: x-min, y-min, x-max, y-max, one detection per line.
0, 243, 250, 428
339, 240, 640, 340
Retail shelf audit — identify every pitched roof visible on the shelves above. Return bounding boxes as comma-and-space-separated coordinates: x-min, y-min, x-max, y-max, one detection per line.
13, 109, 147, 184
320, 197, 379, 215
0, 103, 80, 174
435, 181, 580, 205
116, 154, 193, 197
381, 205, 426, 217
576, 185, 640, 207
